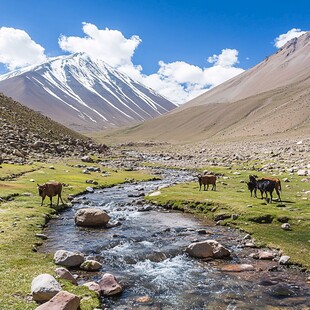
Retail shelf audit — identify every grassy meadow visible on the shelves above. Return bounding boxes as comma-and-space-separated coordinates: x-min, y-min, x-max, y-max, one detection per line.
0, 159, 155, 310
146, 165, 310, 269
0, 156, 309, 309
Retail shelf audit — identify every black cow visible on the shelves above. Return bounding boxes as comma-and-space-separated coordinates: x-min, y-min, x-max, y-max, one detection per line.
256, 179, 276, 203
247, 181, 257, 197
247, 175, 276, 203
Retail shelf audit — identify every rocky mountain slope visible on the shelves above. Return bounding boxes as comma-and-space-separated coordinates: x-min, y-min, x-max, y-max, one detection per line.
106, 32, 310, 143
0, 93, 107, 162
0, 53, 177, 133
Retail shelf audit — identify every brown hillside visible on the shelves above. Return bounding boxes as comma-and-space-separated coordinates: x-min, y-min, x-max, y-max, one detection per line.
0, 93, 107, 162
102, 32, 310, 144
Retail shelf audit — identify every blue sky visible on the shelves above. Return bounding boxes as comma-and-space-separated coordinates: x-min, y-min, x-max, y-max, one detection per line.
0, 0, 309, 103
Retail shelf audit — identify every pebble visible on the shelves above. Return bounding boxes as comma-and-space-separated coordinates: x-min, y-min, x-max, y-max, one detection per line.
281, 223, 291, 230
279, 255, 291, 265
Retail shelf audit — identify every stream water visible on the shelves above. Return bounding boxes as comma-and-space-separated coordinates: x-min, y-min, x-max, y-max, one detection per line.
41, 169, 310, 309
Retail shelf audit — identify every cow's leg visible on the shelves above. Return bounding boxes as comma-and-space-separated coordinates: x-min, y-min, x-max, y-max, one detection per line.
59, 194, 64, 205
50, 197, 53, 207
276, 189, 281, 201
41, 194, 46, 206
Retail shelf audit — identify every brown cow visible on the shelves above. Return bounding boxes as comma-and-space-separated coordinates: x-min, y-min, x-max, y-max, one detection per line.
198, 174, 217, 191
37, 182, 64, 207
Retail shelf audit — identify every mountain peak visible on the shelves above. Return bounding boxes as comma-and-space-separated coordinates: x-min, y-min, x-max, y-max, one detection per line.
0, 54, 177, 132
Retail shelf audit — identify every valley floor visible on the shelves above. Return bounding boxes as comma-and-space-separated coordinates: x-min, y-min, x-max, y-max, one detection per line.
0, 138, 309, 309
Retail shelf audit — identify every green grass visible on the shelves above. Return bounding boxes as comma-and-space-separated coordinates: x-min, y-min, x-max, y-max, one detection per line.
146, 166, 310, 269
0, 159, 155, 309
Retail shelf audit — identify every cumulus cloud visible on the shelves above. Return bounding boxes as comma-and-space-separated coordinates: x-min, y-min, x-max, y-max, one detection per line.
141, 49, 244, 104
59, 22, 141, 68
274, 28, 306, 48
0, 27, 47, 70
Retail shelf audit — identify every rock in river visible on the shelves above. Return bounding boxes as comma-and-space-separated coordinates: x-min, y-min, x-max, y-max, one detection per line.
75, 208, 110, 227
186, 240, 230, 259
80, 259, 102, 271
98, 273, 123, 296
54, 250, 85, 268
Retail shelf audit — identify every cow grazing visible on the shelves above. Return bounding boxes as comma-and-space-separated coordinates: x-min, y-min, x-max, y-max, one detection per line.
198, 174, 217, 191
37, 182, 64, 207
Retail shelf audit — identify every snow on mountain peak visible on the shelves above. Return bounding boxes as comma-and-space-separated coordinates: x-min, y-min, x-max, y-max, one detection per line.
0, 53, 177, 132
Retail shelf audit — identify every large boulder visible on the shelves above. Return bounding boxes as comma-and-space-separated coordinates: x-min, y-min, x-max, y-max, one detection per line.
31, 274, 61, 303
186, 240, 230, 259
98, 273, 123, 296
186, 241, 214, 258
54, 250, 85, 268
35, 291, 80, 310
75, 208, 110, 227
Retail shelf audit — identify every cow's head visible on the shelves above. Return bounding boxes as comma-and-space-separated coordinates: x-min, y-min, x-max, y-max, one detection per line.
37, 184, 46, 197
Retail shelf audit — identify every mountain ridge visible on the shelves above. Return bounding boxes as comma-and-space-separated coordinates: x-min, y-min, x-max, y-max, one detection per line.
0, 53, 177, 132
181, 32, 310, 109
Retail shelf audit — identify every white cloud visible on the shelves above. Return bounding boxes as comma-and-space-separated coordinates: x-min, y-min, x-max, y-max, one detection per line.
208, 48, 239, 67
59, 22, 141, 68
140, 49, 244, 104
0, 27, 47, 70
274, 28, 306, 48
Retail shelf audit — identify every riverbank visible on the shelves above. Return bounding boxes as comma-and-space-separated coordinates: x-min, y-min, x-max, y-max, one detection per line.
0, 158, 155, 309
114, 140, 309, 269
145, 164, 310, 270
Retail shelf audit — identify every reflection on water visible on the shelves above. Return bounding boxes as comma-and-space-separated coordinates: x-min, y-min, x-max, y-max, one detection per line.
40, 169, 310, 309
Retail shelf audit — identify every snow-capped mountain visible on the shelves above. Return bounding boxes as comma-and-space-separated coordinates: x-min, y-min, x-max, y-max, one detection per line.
0, 53, 177, 132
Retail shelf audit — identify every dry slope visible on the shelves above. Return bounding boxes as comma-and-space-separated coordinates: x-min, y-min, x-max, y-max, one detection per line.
103, 32, 310, 143
0, 93, 106, 162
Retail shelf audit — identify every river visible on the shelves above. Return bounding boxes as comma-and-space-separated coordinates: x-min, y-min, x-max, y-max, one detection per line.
40, 169, 310, 309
